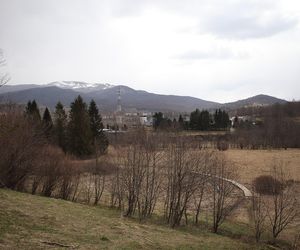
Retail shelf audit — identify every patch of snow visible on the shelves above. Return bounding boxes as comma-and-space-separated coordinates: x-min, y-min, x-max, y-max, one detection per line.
47, 81, 114, 91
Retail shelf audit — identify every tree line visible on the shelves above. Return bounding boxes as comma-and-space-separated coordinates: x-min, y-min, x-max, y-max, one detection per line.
24, 96, 108, 157
231, 102, 300, 149
153, 109, 230, 131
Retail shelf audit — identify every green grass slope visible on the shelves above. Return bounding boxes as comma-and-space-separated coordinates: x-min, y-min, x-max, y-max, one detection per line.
0, 189, 267, 249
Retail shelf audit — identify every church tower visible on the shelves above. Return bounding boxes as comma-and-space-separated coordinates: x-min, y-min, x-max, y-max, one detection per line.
115, 86, 123, 126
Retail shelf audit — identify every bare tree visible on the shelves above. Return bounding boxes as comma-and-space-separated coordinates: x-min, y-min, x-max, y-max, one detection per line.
267, 163, 298, 242
0, 49, 10, 87
40, 146, 64, 197
251, 191, 267, 242
111, 131, 164, 219
192, 151, 214, 225
59, 159, 81, 201
110, 167, 123, 209
136, 137, 163, 221
83, 171, 94, 204
209, 154, 238, 233
164, 139, 208, 227
93, 162, 106, 206
120, 144, 146, 217
0, 108, 45, 190
92, 141, 109, 206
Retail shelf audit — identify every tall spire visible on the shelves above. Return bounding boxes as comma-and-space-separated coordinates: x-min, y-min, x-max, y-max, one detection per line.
117, 86, 121, 112
115, 86, 123, 126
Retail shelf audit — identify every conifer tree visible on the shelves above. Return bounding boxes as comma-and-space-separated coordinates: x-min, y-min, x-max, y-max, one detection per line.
25, 100, 32, 114
68, 96, 93, 157
25, 99, 41, 121
213, 109, 230, 129
42, 107, 53, 139
88, 100, 103, 138
153, 112, 164, 130
199, 110, 210, 130
214, 109, 221, 129
189, 109, 200, 130
53, 102, 68, 152
178, 114, 184, 130
42, 107, 53, 125
88, 99, 108, 155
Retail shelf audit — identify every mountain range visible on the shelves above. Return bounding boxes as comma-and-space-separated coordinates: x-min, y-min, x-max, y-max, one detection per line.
0, 81, 287, 112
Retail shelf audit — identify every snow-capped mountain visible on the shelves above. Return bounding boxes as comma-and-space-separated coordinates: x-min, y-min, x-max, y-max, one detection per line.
0, 81, 287, 112
46, 81, 114, 93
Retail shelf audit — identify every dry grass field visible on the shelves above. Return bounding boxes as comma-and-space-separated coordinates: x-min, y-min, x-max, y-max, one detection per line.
225, 148, 300, 184
2, 146, 299, 249
224, 148, 300, 242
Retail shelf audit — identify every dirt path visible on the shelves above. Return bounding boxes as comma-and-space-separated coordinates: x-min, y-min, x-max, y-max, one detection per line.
223, 177, 252, 197
192, 171, 252, 198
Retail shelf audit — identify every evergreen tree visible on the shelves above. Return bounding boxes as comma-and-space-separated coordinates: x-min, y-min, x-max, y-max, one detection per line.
25, 99, 41, 121
178, 114, 184, 130
42, 107, 53, 139
214, 109, 230, 129
222, 110, 230, 128
199, 110, 210, 130
153, 112, 164, 130
88, 99, 108, 155
214, 109, 221, 129
25, 100, 32, 114
190, 109, 211, 130
53, 102, 68, 152
88, 100, 103, 138
68, 96, 93, 157
190, 109, 200, 130
42, 107, 53, 125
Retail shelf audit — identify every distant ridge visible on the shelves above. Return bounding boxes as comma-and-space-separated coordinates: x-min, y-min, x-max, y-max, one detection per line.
222, 94, 287, 110
0, 82, 286, 112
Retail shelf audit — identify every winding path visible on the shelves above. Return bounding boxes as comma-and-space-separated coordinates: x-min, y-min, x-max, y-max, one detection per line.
192, 171, 252, 197
222, 177, 252, 197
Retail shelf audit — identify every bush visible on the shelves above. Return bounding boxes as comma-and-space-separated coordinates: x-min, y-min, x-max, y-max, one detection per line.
217, 140, 229, 151
0, 110, 45, 190
253, 175, 283, 195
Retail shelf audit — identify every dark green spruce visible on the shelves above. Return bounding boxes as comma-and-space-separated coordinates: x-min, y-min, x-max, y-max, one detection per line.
68, 95, 93, 157
88, 99, 108, 155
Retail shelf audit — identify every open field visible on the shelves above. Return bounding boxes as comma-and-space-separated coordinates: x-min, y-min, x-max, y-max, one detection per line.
0, 188, 274, 250
1, 144, 299, 249
225, 148, 300, 184
224, 148, 300, 242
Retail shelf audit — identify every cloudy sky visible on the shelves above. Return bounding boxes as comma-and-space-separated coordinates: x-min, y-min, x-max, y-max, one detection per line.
0, 0, 300, 102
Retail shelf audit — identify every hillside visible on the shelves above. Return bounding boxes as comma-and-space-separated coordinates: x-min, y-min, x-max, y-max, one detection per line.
0, 84, 42, 94
222, 94, 286, 110
0, 86, 85, 108
0, 84, 220, 112
0, 83, 286, 112
0, 189, 267, 249
90, 85, 219, 112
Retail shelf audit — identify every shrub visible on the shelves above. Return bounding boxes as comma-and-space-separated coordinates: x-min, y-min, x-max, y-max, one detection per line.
253, 175, 283, 195
217, 140, 229, 151
0, 109, 45, 190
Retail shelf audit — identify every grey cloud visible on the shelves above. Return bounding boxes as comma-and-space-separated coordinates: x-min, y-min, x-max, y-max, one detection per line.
201, 13, 298, 39
111, 0, 298, 39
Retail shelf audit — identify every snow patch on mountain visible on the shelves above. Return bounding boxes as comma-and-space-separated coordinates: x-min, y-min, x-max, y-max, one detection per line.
47, 81, 114, 92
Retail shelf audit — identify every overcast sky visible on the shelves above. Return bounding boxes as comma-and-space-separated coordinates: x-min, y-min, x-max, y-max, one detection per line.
0, 0, 300, 102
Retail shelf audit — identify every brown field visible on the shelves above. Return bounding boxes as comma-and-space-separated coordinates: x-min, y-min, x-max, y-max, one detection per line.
224, 148, 300, 242
225, 148, 300, 184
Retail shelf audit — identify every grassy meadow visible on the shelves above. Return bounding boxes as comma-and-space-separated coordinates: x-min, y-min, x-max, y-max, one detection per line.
0, 188, 276, 250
